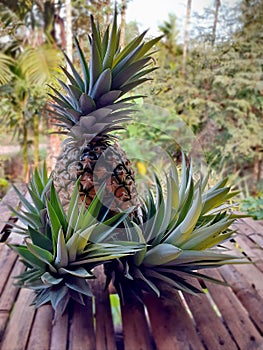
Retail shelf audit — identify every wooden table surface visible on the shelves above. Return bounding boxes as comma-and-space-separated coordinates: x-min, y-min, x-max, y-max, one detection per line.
0, 188, 263, 350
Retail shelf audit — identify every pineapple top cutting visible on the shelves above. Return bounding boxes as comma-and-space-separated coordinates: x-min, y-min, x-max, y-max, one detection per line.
50, 11, 161, 215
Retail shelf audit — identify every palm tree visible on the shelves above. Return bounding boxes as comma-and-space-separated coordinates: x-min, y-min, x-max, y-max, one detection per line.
0, 45, 60, 177
0, 53, 14, 84
0, 0, 63, 176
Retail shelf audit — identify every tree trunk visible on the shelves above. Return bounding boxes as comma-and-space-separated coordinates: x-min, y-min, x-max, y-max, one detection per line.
43, 0, 63, 173
46, 117, 61, 174
252, 146, 262, 195
212, 0, 221, 46
65, 0, 73, 62
119, 0, 127, 48
22, 114, 29, 181
33, 114, 39, 168
182, 0, 192, 78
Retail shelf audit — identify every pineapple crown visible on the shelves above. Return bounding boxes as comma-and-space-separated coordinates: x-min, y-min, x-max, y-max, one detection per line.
49, 10, 162, 143
105, 154, 244, 302
9, 165, 144, 319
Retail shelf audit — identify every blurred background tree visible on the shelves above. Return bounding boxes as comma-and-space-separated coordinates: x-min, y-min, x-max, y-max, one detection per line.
137, 0, 262, 200
0, 0, 61, 177
0, 0, 262, 216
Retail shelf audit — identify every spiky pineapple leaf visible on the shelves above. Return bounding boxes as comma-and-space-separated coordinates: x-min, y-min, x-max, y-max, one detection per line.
112, 30, 147, 67
46, 198, 61, 252
98, 90, 122, 106
119, 78, 150, 96
76, 224, 97, 253
9, 244, 46, 269
63, 52, 85, 91
28, 226, 53, 251
49, 183, 67, 233
111, 43, 144, 77
33, 289, 52, 308
143, 244, 182, 267
28, 187, 45, 211
164, 249, 239, 266
79, 93, 96, 114
8, 205, 41, 229
133, 267, 160, 297
41, 272, 63, 285
50, 285, 70, 319
74, 36, 90, 93
55, 228, 69, 267
12, 184, 37, 214
26, 240, 54, 265
65, 276, 93, 296
102, 10, 118, 70
165, 187, 202, 245
112, 58, 150, 88
137, 35, 163, 58
89, 208, 134, 242
90, 68, 112, 99
201, 187, 231, 214
57, 79, 79, 109
157, 267, 228, 286
31, 166, 46, 196
78, 184, 105, 230
89, 34, 103, 92
65, 182, 80, 240
145, 268, 202, 295
48, 86, 74, 109
60, 66, 79, 88
180, 218, 235, 250
58, 266, 93, 278
178, 154, 192, 208
16, 268, 42, 284
90, 15, 103, 58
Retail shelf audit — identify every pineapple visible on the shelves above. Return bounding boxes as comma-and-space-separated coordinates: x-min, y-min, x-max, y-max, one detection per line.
9, 165, 143, 318
105, 154, 244, 302
50, 11, 161, 213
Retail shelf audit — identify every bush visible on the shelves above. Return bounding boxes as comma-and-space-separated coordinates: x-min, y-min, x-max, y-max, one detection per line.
0, 177, 9, 199
241, 194, 263, 220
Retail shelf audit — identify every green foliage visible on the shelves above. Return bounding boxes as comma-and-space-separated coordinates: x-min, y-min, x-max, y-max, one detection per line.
241, 194, 263, 220
110, 294, 122, 326
157, 13, 182, 68
119, 102, 182, 162
0, 0, 33, 23
138, 0, 263, 195
0, 177, 9, 198
0, 0, 63, 173
0, 44, 61, 174
71, 0, 113, 39
0, 52, 14, 84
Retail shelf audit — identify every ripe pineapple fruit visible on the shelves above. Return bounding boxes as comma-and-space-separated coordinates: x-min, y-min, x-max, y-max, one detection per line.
50, 11, 161, 213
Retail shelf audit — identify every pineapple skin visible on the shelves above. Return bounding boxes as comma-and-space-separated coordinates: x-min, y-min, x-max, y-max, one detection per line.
53, 137, 140, 213
53, 142, 80, 209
